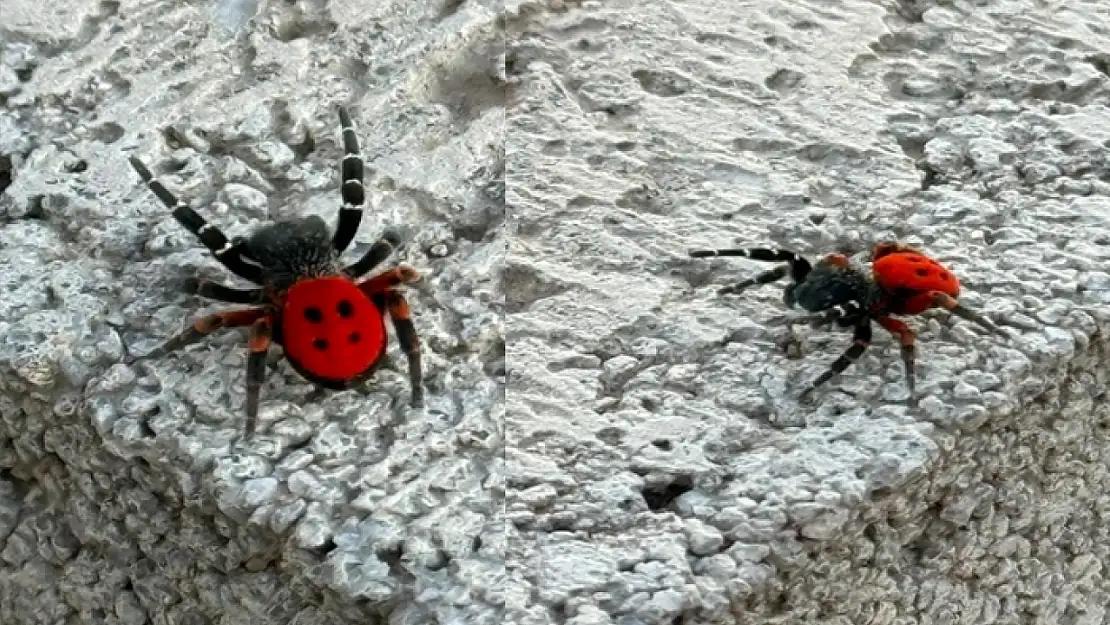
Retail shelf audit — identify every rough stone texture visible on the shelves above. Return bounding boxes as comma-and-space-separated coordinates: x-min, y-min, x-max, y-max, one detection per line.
506, 0, 1110, 623
1, 0, 504, 624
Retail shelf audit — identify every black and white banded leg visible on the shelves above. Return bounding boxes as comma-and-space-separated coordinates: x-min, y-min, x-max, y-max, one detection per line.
719, 265, 788, 295
182, 277, 263, 304
798, 318, 873, 399
772, 300, 866, 357
789, 300, 867, 327
331, 106, 365, 254
128, 156, 263, 284
688, 247, 813, 291
344, 230, 403, 278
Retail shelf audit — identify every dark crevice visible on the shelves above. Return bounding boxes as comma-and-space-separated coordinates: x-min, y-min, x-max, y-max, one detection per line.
641, 475, 694, 511
0, 154, 12, 196
307, 537, 337, 558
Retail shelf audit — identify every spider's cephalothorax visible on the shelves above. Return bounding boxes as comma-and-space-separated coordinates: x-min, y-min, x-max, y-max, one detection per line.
127, 106, 423, 431
689, 241, 1008, 401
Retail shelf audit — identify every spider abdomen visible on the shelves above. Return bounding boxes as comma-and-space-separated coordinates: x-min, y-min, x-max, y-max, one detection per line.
873, 252, 960, 315
279, 277, 387, 387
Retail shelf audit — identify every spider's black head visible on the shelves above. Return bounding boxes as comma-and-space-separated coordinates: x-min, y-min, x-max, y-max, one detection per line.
244, 215, 339, 289
791, 260, 880, 316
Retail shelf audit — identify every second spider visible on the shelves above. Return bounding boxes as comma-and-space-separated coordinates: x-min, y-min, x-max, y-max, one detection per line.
689, 241, 1008, 401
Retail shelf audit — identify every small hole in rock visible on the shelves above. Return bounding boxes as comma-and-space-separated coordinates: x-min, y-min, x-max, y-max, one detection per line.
652, 439, 672, 451
642, 475, 694, 511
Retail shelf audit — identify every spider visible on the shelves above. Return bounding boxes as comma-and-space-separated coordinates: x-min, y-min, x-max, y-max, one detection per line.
688, 241, 1008, 401
127, 106, 423, 430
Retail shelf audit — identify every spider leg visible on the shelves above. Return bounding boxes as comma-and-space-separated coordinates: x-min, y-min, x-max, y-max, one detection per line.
129, 308, 268, 363
343, 230, 403, 278
689, 247, 813, 283
331, 106, 365, 254
798, 319, 872, 399
872, 241, 922, 260
183, 278, 263, 304
356, 265, 422, 296
876, 315, 917, 399
244, 317, 273, 435
776, 300, 867, 328
929, 292, 1006, 336
128, 156, 264, 284
384, 290, 424, 407
719, 266, 788, 295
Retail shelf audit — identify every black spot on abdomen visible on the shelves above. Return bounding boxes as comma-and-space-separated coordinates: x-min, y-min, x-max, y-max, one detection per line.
337, 300, 354, 318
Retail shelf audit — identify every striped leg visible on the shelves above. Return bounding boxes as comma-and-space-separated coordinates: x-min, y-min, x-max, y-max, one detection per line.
344, 230, 403, 278
385, 290, 423, 407
128, 156, 263, 284
719, 266, 788, 296
689, 247, 813, 284
128, 308, 268, 363
356, 265, 422, 297
244, 317, 273, 434
788, 300, 867, 327
773, 300, 867, 356
929, 292, 1007, 337
182, 278, 263, 304
798, 319, 873, 399
332, 106, 365, 254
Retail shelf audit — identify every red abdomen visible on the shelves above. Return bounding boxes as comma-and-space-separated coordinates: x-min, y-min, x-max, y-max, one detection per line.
873, 252, 960, 315
280, 277, 387, 384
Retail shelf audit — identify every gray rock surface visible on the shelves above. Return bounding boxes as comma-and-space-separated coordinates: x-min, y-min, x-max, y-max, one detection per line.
1, 0, 504, 623
506, 0, 1110, 623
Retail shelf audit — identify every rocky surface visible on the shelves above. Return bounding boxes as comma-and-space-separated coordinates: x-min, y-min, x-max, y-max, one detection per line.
1, 0, 504, 623
506, 0, 1110, 623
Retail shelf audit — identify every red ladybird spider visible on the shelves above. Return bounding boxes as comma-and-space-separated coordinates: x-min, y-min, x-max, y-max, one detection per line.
688, 241, 1008, 401
127, 106, 423, 429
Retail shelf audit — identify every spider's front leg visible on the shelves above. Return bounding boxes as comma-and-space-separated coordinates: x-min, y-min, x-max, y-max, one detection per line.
331, 106, 365, 254
128, 156, 264, 284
